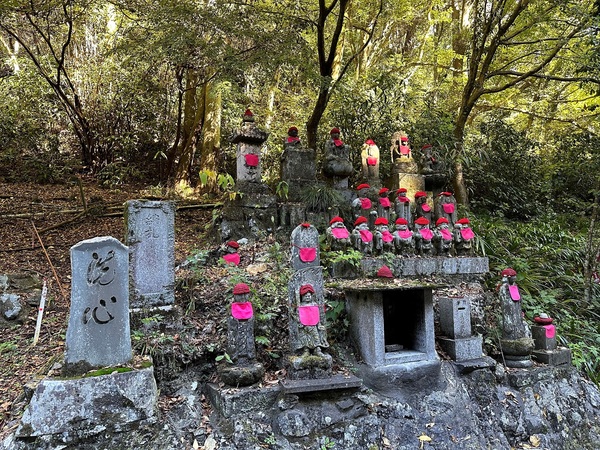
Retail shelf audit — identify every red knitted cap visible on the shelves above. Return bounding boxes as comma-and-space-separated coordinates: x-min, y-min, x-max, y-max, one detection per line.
233, 283, 250, 295
227, 240, 239, 249
299, 284, 315, 295
501, 268, 517, 277
377, 265, 394, 278
395, 218, 408, 225
356, 183, 370, 191
415, 217, 430, 225
354, 216, 368, 226
329, 216, 344, 225
436, 218, 449, 226
374, 217, 388, 226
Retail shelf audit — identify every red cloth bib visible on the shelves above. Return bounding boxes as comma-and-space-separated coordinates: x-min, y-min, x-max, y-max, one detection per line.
367, 156, 377, 166
286, 137, 300, 143
359, 229, 373, 243
333, 139, 344, 147
398, 230, 413, 239
231, 302, 253, 319
360, 198, 372, 209
379, 198, 391, 208
382, 231, 394, 243
419, 229, 433, 240
397, 196, 410, 203
298, 247, 316, 262
244, 153, 259, 167
509, 285, 521, 301
440, 229, 453, 240
461, 228, 475, 240
400, 145, 410, 155
298, 305, 320, 326
223, 253, 240, 266
443, 203, 455, 214
421, 204, 431, 212
332, 227, 349, 239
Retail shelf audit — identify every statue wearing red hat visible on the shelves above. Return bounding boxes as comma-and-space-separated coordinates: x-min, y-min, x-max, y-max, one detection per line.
433, 217, 453, 256
326, 216, 351, 251
394, 188, 412, 226
322, 127, 353, 188
373, 217, 394, 255
414, 216, 434, 256
434, 191, 457, 227
351, 216, 373, 255
453, 217, 475, 256
392, 218, 415, 256
291, 284, 329, 358
361, 138, 380, 182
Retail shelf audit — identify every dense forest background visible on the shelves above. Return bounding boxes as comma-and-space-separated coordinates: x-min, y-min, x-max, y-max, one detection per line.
1, 0, 600, 380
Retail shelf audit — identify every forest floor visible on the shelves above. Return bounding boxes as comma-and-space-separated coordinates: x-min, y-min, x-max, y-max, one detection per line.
0, 178, 224, 439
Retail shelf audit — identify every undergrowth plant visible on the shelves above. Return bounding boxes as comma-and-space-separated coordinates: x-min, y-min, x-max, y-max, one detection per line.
476, 212, 600, 383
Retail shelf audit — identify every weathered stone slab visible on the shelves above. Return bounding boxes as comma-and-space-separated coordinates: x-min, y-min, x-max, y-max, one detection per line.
65, 236, 131, 372
204, 383, 280, 419
126, 200, 175, 308
452, 356, 497, 374
290, 223, 320, 270
280, 374, 362, 394
16, 367, 157, 437
438, 335, 483, 361
532, 348, 572, 366
438, 297, 472, 338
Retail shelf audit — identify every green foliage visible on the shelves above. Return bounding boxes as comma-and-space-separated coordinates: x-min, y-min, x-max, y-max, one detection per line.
215, 353, 233, 364
300, 184, 345, 213
199, 170, 239, 200
467, 117, 550, 220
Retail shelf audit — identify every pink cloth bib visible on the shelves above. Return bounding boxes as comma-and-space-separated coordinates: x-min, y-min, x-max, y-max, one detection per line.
332, 227, 349, 239
398, 230, 413, 239
333, 139, 344, 147
440, 229, 453, 240
509, 284, 521, 301
461, 228, 475, 240
359, 229, 373, 243
419, 229, 433, 240
400, 145, 410, 155
379, 198, 391, 208
421, 204, 431, 212
544, 324, 556, 339
223, 253, 240, 266
231, 302, 253, 320
360, 198, 372, 209
367, 156, 377, 166
298, 305, 320, 326
382, 231, 394, 243
443, 203, 455, 214
397, 196, 410, 203
244, 153, 259, 167
298, 247, 316, 262
287, 137, 300, 143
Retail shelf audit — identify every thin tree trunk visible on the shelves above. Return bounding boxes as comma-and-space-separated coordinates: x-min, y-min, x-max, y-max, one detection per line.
199, 80, 222, 194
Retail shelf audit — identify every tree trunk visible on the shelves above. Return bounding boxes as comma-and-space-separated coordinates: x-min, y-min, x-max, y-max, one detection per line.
174, 68, 205, 194
198, 80, 222, 194
452, 116, 469, 206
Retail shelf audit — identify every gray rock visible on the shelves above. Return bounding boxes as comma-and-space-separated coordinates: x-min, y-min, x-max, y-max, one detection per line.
0, 293, 21, 320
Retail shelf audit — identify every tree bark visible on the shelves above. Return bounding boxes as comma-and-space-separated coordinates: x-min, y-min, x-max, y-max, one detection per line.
198, 80, 222, 194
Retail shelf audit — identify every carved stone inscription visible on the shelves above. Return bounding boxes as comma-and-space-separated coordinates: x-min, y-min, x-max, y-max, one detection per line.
126, 200, 175, 307
65, 237, 131, 371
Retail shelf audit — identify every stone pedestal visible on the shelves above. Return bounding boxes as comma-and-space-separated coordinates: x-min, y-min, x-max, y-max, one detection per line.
281, 146, 316, 202
438, 335, 483, 361
437, 297, 484, 361
532, 348, 572, 366
531, 325, 571, 366
218, 362, 265, 387
386, 172, 424, 199
500, 338, 534, 368
286, 353, 333, 380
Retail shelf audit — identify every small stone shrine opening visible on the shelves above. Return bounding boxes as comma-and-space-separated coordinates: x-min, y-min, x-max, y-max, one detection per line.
382, 289, 427, 356
346, 285, 437, 368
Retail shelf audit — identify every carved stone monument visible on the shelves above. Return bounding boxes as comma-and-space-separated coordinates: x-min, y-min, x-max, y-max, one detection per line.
322, 127, 353, 189
219, 283, 265, 386
361, 138, 380, 183
126, 200, 175, 308
65, 236, 132, 373
220, 109, 277, 240
499, 268, 533, 368
437, 297, 484, 361
290, 222, 320, 271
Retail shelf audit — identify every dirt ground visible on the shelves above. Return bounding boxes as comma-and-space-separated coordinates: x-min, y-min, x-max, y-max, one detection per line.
0, 179, 215, 437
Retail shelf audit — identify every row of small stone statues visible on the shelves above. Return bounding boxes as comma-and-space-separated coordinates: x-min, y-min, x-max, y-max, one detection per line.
353, 184, 459, 229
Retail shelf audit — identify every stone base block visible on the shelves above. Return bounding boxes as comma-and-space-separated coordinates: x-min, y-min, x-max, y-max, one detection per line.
279, 203, 307, 227
286, 353, 333, 380
453, 356, 497, 374
16, 367, 157, 438
218, 362, 264, 387
204, 383, 279, 419
280, 374, 362, 394
532, 347, 572, 366
503, 355, 533, 368
438, 335, 483, 361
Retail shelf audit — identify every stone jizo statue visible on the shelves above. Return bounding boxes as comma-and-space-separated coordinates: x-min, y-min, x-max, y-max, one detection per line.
435, 191, 457, 227
322, 127, 353, 184
326, 216, 351, 251
351, 216, 373, 255
361, 138, 380, 181
377, 187, 392, 223
394, 188, 411, 226
414, 191, 433, 223
453, 217, 475, 256
433, 217, 453, 257
222, 240, 240, 266
292, 284, 329, 357
373, 217, 394, 255
414, 216, 434, 256
392, 218, 415, 256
